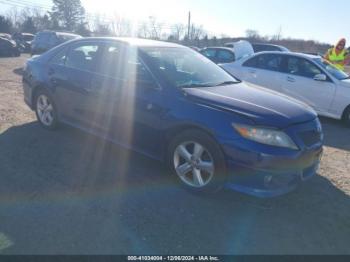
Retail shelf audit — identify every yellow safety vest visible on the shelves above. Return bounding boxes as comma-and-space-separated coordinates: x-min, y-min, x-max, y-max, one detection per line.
328, 48, 348, 70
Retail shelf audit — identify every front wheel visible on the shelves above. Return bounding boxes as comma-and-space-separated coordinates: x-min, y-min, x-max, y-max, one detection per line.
167, 129, 227, 193
342, 106, 350, 127
35, 89, 59, 130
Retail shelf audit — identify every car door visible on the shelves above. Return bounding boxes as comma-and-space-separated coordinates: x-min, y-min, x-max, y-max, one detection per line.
240, 53, 284, 91
89, 42, 165, 156
49, 41, 101, 126
280, 56, 336, 113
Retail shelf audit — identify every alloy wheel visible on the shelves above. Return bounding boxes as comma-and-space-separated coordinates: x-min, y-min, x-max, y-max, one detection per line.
173, 141, 215, 188
36, 94, 54, 127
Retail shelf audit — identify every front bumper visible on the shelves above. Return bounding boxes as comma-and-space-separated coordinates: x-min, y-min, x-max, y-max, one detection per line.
225, 156, 321, 198
220, 119, 323, 198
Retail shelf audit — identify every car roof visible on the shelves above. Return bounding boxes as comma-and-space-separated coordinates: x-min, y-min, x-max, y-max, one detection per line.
251, 51, 320, 59
72, 37, 185, 48
37, 31, 80, 37
0, 37, 10, 42
56, 32, 80, 37
252, 43, 283, 47
201, 47, 234, 52
21, 33, 34, 36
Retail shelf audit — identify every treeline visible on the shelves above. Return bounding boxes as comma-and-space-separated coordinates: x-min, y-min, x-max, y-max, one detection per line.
0, 0, 331, 54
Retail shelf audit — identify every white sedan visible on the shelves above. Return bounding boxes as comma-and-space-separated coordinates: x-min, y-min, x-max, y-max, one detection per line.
221, 51, 350, 125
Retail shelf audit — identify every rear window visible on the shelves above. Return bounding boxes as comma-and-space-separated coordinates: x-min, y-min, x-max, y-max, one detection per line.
253, 44, 280, 52
23, 35, 34, 41
57, 34, 80, 43
243, 54, 283, 71
201, 49, 216, 58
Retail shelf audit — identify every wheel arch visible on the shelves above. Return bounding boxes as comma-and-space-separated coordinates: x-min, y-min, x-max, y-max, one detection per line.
163, 123, 224, 160
341, 104, 350, 121
31, 84, 52, 110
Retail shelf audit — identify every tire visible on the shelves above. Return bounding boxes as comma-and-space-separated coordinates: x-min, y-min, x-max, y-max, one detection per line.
342, 106, 350, 127
167, 129, 227, 193
34, 89, 59, 130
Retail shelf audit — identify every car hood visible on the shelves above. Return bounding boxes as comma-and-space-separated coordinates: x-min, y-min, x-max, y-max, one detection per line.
339, 78, 350, 87
183, 82, 317, 128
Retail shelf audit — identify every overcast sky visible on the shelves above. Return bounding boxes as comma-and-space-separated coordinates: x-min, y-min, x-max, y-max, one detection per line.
1, 0, 349, 44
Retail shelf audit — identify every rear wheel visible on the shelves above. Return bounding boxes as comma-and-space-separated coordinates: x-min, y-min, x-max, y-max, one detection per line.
35, 89, 59, 130
167, 129, 227, 193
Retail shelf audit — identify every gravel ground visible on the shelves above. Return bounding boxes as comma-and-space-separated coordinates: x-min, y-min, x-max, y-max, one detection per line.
0, 55, 349, 255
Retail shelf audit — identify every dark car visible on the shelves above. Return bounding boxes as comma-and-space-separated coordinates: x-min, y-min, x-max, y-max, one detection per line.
0, 37, 20, 57
13, 32, 34, 53
31, 31, 81, 55
252, 43, 290, 53
200, 47, 235, 64
22, 37, 323, 197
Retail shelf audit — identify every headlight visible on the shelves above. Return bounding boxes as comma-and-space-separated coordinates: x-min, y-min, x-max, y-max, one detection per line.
233, 124, 298, 150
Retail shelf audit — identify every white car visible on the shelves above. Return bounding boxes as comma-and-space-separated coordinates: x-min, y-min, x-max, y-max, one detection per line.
221, 51, 350, 125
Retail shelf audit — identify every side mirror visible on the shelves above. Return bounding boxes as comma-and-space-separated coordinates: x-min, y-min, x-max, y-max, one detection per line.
314, 74, 327, 81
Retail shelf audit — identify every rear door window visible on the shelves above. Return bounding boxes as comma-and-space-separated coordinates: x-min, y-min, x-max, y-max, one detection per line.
96, 43, 154, 82
243, 54, 283, 72
66, 43, 100, 72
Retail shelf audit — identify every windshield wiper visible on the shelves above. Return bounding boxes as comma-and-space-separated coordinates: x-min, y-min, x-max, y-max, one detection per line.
214, 81, 239, 86
179, 83, 214, 88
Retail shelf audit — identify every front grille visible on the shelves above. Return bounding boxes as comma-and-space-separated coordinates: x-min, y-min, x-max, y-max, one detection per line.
299, 130, 322, 147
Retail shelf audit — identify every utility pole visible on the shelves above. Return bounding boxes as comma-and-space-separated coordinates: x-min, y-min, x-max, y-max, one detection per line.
187, 11, 191, 40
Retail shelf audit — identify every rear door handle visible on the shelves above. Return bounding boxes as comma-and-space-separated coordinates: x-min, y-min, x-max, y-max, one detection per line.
248, 69, 257, 74
50, 78, 58, 85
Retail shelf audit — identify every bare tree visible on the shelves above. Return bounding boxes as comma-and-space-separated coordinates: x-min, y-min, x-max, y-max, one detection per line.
171, 23, 186, 41
271, 26, 283, 41
189, 24, 205, 41
245, 29, 261, 39
6, 7, 21, 30
111, 14, 132, 37
92, 14, 112, 36
137, 21, 150, 38
137, 17, 164, 39
148, 16, 163, 40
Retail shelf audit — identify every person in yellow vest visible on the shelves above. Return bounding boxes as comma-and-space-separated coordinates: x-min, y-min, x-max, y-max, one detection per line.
325, 38, 350, 71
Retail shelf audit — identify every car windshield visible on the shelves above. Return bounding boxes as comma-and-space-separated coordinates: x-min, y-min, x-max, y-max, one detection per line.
314, 58, 349, 80
140, 47, 239, 88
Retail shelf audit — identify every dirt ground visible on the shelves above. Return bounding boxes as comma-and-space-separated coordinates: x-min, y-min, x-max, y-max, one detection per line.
0, 55, 349, 254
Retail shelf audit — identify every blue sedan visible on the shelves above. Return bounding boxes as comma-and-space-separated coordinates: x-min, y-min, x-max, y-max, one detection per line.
22, 37, 323, 197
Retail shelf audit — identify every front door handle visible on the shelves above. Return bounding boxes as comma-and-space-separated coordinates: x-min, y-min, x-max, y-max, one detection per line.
248, 69, 257, 74
287, 76, 296, 82
48, 67, 55, 76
